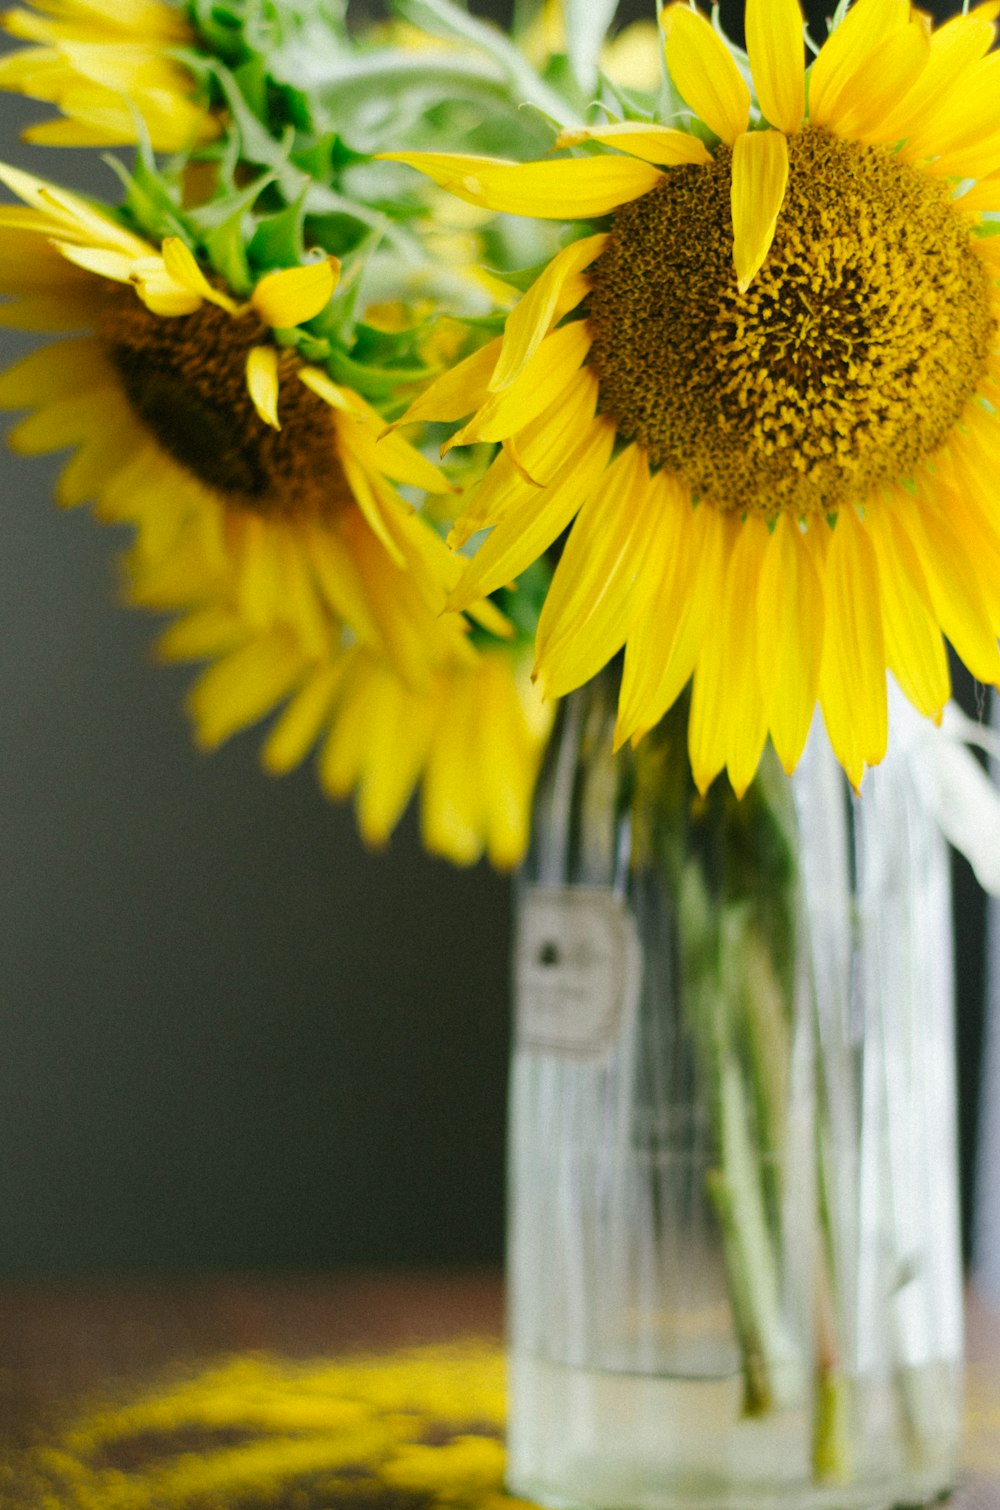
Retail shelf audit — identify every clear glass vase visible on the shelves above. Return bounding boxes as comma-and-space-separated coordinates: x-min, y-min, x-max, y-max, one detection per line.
507, 670, 963, 1510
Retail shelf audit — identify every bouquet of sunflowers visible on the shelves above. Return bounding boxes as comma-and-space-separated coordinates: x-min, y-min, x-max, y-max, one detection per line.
4, 1, 1000, 1507
2, 0, 999, 852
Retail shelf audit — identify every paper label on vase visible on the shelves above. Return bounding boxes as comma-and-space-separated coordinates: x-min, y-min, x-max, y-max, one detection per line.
513, 885, 640, 1059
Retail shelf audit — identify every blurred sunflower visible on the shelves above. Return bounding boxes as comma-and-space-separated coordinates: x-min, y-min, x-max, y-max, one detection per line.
157, 601, 552, 869
0, 0, 219, 149
385, 0, 1000, 795
520, 0, 663, 93
0, 163, 475, 683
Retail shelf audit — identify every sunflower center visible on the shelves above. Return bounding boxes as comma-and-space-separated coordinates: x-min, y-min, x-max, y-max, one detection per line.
586, 126, 994, 515
100, 295, 353, 520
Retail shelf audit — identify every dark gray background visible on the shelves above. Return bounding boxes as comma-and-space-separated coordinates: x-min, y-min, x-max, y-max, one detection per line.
0, 0, 989, 1277
0, 84, 511, 1271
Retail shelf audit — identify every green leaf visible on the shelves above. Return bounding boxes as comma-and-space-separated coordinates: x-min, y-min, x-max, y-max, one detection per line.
205, 212, 253, 293
185, 169, 274, 234
101, 150, 188, 245
325, 346, 431, 401
183, 171, 276, 292
187, 0, 245, 63
208, 60, 307, 192
233, 54, 270, 116
391, 0, 577, 124
452, 312, 509, 334
596, 70, 659, 124
296, 334, 332, 362
291, 133, 368, 177
302, 183, 392, 234
248, 193, 307, 267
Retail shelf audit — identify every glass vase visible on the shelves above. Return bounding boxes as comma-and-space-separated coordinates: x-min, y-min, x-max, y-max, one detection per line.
507, 670, 963, 1510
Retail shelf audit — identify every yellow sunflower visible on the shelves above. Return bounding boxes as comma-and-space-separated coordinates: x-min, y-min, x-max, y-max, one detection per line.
384, 0, 1000, 795
156, 601, 552, 869
0, 162, 476, 683
0, 0, 219, 149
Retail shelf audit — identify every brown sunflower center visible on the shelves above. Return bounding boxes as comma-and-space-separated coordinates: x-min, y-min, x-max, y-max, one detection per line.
586, 126, 994, 515
100, 295, 353, 521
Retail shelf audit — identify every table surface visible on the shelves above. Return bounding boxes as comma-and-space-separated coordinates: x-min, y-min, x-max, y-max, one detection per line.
0, 1272, 997, 1507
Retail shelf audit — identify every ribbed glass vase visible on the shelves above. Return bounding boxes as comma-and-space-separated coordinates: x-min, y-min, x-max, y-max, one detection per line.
507, 669, 963, 1510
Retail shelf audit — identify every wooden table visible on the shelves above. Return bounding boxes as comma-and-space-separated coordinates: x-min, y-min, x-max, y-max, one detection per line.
0, 1273, 996, 1506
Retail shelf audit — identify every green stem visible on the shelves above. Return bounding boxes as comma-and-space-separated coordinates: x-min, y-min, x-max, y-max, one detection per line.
812, 1241, 853, 1483
813, 1363, 853, 1485
706, 1047, 787, 1416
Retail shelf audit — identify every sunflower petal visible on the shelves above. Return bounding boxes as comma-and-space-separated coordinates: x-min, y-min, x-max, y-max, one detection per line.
731, 129, 788, 293
465, 596, 515, 639
687, 606, 732, 798
447, 422, 614, 612
757, 514, 825, 774
450, 321, 592, 448
245, 344, 280, 430
661, 3, 750, 146
489, 233, 606, 393
49, 238, 136, 283
335, 446, 410, 570
0, 160, 150, 254
232, 513, 284, 627
296, 365, 356, 413
344, 411, 454, 496
899, 47, 1000, 164
157, 606, 247, 664
689, 514, 769, 797
725, 537, 772, 797
358, 670, 438, 844
554, 121, 712, 166
929, 478, 1000, 633
251, 257, 340, 327
420, 680, 483, 865
448, 367, 603, 545
7, 381, 119, 453
817, 508, 888, 792
127, 254, 204, 315
864, 504, 950, 720
0, 335, 104, 406
535, 445, 660, 697
336, 513, 451, 690
390, 338, 502, 431
873, 8, 997, 149
261, 662, 346, 774
272, 526, 333, 658
161, 236, 237, 312
895, 494, 1000, 684
616, 498, 730, 747
477, 654, 547, 870
823, 21, 930, 141
58, 416, 141, 507
809, 0, 909, 128
318, 653, 372, 796
377, 151, 663, 218
746, 0, 805, 133
307, 524, 381, 648
187, 634, 307, 751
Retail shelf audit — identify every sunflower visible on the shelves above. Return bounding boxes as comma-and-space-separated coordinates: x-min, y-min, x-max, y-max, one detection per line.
0, 162, 476, 683
156, 600, 552, 869
0, 0, 219, 150
383, 0, 1000, 795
